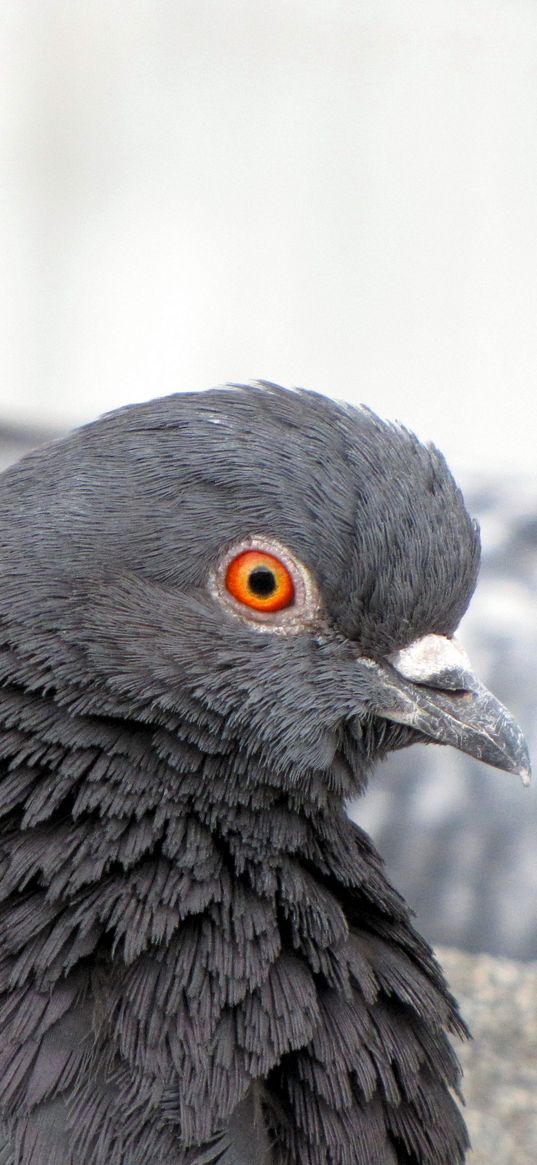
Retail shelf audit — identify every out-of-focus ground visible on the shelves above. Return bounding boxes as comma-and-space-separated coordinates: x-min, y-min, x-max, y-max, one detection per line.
440, 947, 537, 1164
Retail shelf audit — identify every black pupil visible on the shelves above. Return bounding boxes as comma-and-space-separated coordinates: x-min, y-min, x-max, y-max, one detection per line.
248, 567, 277, 597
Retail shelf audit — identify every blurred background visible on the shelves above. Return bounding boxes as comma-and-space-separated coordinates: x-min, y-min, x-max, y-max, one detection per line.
1, 1, 536, 958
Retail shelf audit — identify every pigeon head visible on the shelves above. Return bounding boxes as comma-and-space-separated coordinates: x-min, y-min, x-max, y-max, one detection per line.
0, 382, 528, 793
0, 382, 530, 1165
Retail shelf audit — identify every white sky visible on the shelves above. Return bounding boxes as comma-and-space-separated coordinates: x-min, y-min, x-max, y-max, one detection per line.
1, 0, 537, 479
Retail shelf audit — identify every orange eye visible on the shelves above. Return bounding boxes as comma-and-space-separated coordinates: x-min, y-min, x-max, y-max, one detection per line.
225, 549, 295, 612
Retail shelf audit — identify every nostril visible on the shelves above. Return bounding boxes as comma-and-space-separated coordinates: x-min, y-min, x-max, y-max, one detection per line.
415, 684, 475, 701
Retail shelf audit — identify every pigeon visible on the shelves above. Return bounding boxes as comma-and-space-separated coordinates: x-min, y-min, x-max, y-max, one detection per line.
0, 382, 529, 1165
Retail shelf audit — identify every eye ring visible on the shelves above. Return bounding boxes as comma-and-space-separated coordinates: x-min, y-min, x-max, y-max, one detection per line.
210, 535, 321, 632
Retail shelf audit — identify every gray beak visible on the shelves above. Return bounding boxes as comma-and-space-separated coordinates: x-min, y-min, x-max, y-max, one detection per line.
363, 634, 531, 784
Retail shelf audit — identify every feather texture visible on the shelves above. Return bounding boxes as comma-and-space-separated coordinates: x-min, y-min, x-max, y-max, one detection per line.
0, 383, 502, 1163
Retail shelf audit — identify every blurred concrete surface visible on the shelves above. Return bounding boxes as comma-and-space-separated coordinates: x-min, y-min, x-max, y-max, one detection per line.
440, 946, 537, 1164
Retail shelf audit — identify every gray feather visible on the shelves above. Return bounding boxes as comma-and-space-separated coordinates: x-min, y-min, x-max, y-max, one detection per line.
0, 383, 487, 1164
